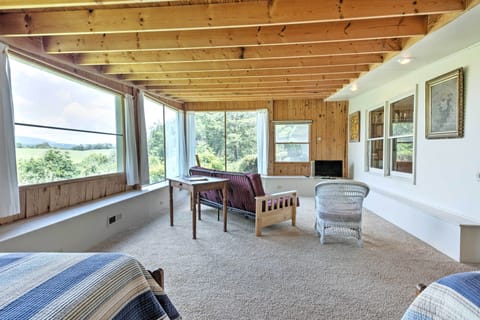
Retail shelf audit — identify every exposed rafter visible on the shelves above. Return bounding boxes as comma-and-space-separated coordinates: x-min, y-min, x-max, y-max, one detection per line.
0, 0, 463, 36
74, 39, 401, 65
0, 0, 177, 10
43, 17, 426, 53
0, 0, 471, 102
105, 54, 383, 75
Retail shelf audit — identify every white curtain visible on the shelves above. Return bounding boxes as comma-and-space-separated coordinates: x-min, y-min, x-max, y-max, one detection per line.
256, 109, 269, 175
186, 111, 197, 169
178, 111, 188, 176
136, 90, 150, 185
0, 44, 20, 218
124, 94, 139, 185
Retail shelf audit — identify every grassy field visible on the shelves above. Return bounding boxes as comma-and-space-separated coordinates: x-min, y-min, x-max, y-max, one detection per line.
16, 148, 115, 163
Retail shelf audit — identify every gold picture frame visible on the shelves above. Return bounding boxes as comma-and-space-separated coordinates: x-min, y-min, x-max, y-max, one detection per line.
425, 68, 464, 139
349, 111, 360, 142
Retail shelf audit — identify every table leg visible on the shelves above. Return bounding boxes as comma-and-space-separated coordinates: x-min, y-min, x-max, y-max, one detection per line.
169, 182, 174, 227
197, 192, 202, 220
191, 191, 197, 239
222, 183, 227, 232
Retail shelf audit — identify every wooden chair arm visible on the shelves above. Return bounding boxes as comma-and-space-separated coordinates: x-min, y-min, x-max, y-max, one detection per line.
416, 283, 427, 296
148, 268, 165, 289
255, 190, 297, 201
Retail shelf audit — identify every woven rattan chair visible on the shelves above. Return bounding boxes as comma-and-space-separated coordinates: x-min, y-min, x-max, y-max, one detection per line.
314, 180, 369, 247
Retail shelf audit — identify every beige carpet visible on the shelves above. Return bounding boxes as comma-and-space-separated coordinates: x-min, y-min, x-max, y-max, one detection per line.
91, 196, 477, 320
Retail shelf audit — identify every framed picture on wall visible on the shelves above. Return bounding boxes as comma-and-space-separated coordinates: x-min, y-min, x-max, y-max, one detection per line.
425, 68, 464, 139
349, 111, 360, 142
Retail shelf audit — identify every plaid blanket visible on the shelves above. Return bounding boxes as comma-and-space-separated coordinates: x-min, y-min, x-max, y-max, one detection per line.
402, 271, 480, 320
0, 252, 181, 320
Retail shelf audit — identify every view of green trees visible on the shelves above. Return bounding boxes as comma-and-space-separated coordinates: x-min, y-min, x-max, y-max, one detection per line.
146, 121, 166, 184
194, 112, 258, 172
15, 111, 259, 186
16, 144, 117, 185
274, 124, 309, 162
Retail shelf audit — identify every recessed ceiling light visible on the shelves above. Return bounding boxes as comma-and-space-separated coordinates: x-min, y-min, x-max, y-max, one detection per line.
350, 82, 358, 92
398, 56, 414, 65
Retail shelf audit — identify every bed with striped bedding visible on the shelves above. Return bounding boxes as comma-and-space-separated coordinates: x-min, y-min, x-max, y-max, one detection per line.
0, 252, 181, 320
402, 271, 480, 320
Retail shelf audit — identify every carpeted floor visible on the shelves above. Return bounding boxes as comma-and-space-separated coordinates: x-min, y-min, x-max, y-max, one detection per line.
91, 196, 477, 320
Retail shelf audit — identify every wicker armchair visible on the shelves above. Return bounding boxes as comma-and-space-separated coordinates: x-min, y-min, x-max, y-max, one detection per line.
314, 180, 369, 247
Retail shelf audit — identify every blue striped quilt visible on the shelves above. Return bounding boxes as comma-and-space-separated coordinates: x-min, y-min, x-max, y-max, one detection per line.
0, 252, 181, 320
402, 271, 480, 320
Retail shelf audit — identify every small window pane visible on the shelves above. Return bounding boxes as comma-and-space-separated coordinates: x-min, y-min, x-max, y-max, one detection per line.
15, 126, 119, 185
369, 140, 383, 170
275, 144, 309, 162
195, 112, 226, 170
390, 95, 414, 136
369, 108, 384, 138
391, 137, 413, 174
10, 58, 119, 135
144, 98, 165, 184
275, 124, 309, 143
226, 112, 257, 172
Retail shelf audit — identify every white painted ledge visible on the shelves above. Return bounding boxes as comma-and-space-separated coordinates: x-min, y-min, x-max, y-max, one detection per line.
0, 181, 184, 252
261, 176, 340, 196
364, 186, 480, 263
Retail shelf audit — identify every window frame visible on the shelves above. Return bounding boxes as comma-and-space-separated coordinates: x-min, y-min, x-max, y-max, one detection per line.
386, 91, 417, 181
366, 105, 386, 174
273, 120, 312, 163
143, 95, 182, 185
192, 110, 260, 172
10, 54, 126, 186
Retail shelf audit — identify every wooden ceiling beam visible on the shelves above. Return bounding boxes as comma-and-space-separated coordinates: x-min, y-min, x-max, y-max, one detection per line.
123, 65, 370, 80
141, 80, 349, 90
136, 78, 350, 86
43, 16, 426, 53
0, 0, 462, 36
153, 86, 341, 94
122, 72, 360, 82
181, 97, 328, 102
74, 39, 401, 65
174, 92, 334, 102
168, 89, 337, 98
0, 0, 177, 10
106, 54, 382, 74
122, 73, 359, 84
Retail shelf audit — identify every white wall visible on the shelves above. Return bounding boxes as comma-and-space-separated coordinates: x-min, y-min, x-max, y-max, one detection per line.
262, 176, 327, 196
348, 41, 480, 262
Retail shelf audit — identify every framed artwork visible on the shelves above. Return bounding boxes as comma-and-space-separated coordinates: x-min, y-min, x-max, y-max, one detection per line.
425, 68, 464, 139
349, 111, 360, 142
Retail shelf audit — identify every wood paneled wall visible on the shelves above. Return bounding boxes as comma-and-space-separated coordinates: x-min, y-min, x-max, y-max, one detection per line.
0, 174, 129, 225
272, 99, 347, 176
186, 98, 348, 177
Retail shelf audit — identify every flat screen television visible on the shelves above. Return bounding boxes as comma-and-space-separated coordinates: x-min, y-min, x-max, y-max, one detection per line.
312, 160, 343, 178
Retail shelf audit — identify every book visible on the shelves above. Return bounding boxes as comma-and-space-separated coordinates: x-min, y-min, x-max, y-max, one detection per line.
184, 176, 208, 181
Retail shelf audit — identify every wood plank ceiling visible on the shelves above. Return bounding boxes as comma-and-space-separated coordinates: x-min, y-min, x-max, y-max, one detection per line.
0, 0, 471, 103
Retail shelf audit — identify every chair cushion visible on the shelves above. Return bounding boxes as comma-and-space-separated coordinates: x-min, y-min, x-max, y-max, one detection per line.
246, 173, 265, 197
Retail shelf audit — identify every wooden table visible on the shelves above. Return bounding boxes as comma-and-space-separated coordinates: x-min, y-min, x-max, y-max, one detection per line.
168, 176, 229, 239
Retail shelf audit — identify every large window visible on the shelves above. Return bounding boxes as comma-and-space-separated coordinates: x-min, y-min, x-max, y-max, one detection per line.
10, 57, 124, 186
368, 107, 384, 171
274, 122, 310, 162
388, 94, 415, 175
194, 111, 258, 172
144, 97, 181, 184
